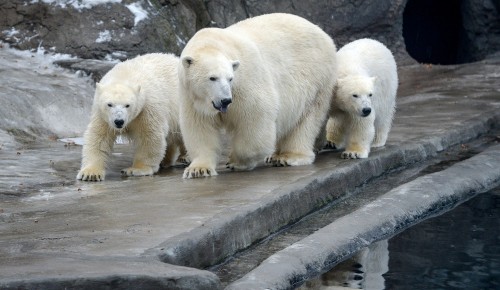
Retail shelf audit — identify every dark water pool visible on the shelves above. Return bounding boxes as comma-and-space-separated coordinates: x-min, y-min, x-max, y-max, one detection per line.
299, 186, 500, 290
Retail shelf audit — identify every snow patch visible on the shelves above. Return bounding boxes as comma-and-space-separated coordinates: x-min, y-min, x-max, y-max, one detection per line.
96, 30, 112, 43
2, 27, 19, 38
1, 41, 75, 65
126, 2, 149, 26
175, 35, 186, 47
34, 0, 122, 9
104, 51, 127, 61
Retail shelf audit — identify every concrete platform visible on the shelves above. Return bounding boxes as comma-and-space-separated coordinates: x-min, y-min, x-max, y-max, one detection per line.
1, 51, 500, 289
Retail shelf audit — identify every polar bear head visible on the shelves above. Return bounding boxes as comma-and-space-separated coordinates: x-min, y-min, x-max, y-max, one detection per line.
95, 83, 142, 130
335, 76, 376, 118
180, 50, 240, 116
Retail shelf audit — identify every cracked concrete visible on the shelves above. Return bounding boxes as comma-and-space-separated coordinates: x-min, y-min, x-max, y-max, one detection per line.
0, 46, 499, 289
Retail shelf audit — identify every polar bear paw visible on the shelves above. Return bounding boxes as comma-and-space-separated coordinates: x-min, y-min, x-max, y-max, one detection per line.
341, 150, 368, 159
177, 154, 191, 165
77, 166, 106, 181
324, 141, 338, 149
266, 153, 314, 167
121, 165, 154, 177
183, 166, 217, 179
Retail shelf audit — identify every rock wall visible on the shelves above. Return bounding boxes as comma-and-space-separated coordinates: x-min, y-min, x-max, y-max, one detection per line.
1, 0, 499, 65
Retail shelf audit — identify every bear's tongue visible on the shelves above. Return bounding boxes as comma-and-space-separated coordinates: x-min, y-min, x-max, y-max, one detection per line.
212, 101, 228, 113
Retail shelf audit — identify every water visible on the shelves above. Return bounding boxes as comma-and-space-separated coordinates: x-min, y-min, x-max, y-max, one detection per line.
298, 186, 500, 290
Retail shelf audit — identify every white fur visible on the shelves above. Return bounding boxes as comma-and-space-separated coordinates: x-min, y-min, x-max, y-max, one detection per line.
77, 53, 186, 181
179, 13, 338, 178
327, 38, 398, 159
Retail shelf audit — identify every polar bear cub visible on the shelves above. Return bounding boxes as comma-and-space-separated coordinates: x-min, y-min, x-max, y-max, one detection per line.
327, 38, 398, 158
77, 53, 186, 181
178, 13, 337, 178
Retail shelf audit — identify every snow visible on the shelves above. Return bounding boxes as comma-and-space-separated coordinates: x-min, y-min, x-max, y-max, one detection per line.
126, 2, 149, 26
95, 30, 112, 43
1, 41, 75, 63
2, 27, 20, 38
104, 51, 127, 61
35, 0, 122, 9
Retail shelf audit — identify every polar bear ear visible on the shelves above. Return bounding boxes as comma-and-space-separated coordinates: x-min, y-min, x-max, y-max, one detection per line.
232, 60, 240, 71
182, 56, 194, 68
95, 82, 103, 94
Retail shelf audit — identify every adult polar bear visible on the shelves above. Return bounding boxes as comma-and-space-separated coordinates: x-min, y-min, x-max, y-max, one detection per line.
326, 38, 398, 159
179, 13, 337, 178
77, 53, 186, 181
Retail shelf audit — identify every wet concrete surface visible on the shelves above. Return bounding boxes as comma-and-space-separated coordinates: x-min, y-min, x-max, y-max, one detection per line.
0, 46, 500, 289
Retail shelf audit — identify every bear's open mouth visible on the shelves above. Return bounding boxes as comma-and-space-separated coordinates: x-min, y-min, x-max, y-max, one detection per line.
212, 101, 229, 113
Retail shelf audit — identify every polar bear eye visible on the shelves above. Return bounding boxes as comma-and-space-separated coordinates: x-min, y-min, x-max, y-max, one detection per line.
369, 93, 373, 97
125, 104, 130, 108
228, 77, 233, 82
352, 94, 358, 98
107, 103, 113, 107
209, 77, 217, 81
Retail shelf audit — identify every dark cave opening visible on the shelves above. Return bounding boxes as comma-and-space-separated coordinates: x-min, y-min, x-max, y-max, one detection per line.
403, 0, 464, 65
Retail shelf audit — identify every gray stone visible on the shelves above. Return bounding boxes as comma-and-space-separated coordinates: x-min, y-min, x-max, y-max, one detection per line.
1, 0, 499, 65
53, 58, 116, 82
0, 0, 195, 59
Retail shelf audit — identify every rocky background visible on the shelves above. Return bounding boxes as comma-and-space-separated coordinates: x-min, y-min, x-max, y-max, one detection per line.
0, 1, 498, 154
1, 0, 499, 72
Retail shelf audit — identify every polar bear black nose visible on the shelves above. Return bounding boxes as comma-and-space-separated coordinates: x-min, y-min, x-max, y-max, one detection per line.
221, 98, 232, 107
362, 108, 372, 117
114, 119, 125, 128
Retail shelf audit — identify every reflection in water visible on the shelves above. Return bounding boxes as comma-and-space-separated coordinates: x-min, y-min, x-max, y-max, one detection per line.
298, 240, 389, 290
299, 187, 500, 289
384, 187, 500, 290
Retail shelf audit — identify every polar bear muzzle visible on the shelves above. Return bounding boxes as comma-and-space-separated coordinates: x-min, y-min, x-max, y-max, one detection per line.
212, 98, 232, 113
114, 119, 125, 128
361, 107, 372, 117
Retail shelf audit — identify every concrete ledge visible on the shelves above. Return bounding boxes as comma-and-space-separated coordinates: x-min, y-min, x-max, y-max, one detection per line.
152, 113, 499, 269
227, 144, 500, 289
0, 256, 220, 290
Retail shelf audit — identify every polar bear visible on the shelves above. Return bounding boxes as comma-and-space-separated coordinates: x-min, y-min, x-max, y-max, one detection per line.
326, 38, 398, 159
77, 53, 186, 181
178, 13, 337, 178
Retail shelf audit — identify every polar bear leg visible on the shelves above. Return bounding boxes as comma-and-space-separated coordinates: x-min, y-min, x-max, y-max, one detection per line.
122, 129, 166, 176
176, 142, 190, 165
182, 117, 221, 178
77, 118, 116, 181
326, 115, 347, 149
372, 121, 390, 148
342, 117, 375, 159
160, 141, 178, 168
272, 113, 326, 167
372, 112, 394, 148
227, 118, 276, 171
